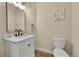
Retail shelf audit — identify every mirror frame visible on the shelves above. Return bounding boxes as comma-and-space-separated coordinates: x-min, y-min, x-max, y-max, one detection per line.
6, 2, 8, 32
5, 2, 26, 33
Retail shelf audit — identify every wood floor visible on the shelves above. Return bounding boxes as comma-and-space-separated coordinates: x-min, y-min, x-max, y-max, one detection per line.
35, 50, 54, 57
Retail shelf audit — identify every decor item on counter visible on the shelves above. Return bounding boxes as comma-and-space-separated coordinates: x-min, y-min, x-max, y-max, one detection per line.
31, 24, 35, 34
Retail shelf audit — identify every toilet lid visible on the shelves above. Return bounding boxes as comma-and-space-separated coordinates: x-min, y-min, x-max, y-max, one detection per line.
53, 48, 69, 57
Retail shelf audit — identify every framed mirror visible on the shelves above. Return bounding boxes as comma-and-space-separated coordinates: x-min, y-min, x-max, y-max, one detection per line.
6, 2, 26, 33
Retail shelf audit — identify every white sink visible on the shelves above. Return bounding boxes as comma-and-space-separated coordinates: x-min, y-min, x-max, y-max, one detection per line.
4, 34, 35, 43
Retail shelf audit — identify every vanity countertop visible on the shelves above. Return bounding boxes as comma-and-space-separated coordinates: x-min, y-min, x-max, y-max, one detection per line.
4, 34, 35, 43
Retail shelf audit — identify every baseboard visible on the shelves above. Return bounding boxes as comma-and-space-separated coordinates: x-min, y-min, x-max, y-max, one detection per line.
35, 47, 53, 54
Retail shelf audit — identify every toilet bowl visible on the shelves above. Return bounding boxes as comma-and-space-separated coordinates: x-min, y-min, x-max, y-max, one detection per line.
53, 48, 69, 57
53, 37, 69, 57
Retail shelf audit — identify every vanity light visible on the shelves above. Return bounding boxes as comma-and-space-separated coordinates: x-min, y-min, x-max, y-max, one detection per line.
9, 2, 25, 10
19, 5, 25, 10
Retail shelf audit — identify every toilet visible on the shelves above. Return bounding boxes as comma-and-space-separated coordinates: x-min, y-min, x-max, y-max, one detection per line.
53, 37, 69, 57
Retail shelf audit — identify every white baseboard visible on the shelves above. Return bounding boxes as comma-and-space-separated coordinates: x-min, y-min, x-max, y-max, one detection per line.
35, 47, 53, 54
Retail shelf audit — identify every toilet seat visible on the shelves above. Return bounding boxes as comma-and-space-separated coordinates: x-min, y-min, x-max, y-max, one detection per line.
53, 48, 69, 57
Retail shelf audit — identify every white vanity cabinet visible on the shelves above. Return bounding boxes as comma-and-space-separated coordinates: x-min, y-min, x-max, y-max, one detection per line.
5, 34, 35, 57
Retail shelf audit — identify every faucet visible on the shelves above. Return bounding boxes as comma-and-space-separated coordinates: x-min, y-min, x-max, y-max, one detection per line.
18, 29, 23, 36
15, 29, 18, 37
15, 29, 23, 37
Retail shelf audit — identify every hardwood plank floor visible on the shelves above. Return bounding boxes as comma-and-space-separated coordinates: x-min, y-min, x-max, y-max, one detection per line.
35, 50, 54, 57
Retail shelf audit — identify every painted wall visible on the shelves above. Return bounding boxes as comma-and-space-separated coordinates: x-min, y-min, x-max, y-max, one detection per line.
25, 2, 36, 34
0, 3, 6, 56
36, 2, 72, 55
72, 3, 79, 57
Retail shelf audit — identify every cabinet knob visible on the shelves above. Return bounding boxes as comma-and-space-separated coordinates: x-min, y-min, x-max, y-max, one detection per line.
28, 44, 31, 46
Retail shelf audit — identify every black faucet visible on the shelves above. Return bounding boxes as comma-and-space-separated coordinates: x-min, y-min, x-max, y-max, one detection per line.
15, 29, 18, 37
15, 29, 23, 37
18, 29, 23, 36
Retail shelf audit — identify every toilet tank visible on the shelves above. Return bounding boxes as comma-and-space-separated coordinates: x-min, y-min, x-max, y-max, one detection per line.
53, 37, 66, 49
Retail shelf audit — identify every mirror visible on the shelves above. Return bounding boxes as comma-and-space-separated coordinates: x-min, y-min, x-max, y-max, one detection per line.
6, 2, 26, 33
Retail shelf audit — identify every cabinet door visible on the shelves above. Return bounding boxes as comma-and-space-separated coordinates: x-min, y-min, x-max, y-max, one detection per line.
20, 38, 34, 57
6, 42, 20, 57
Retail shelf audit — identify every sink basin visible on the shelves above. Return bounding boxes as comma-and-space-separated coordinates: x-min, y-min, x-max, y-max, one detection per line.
4, 34, 35, 43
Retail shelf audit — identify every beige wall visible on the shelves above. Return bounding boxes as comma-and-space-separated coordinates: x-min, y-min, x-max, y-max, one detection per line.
25, 2, 36, 34
72, 3, 79, 57
36, 2, 72, 55
0, 3, 6, 56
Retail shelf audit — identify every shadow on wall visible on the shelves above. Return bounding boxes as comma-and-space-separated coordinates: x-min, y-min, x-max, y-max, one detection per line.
64, 40, 73, 56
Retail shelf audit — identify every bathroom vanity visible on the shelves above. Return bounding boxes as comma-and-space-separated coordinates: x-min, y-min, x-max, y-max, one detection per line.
5, 34, 35, 57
